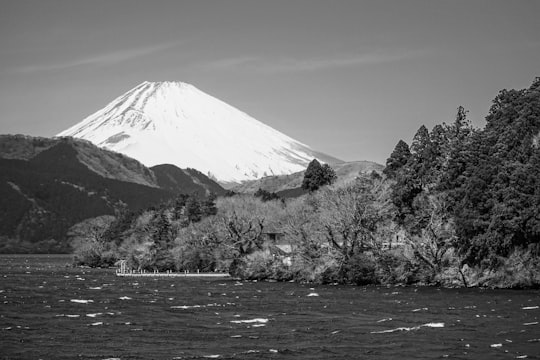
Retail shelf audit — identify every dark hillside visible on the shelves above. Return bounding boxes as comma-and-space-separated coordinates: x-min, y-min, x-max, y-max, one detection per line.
151, 164, 226, 196
0, 136, 229, 252
0, 142, 176, 250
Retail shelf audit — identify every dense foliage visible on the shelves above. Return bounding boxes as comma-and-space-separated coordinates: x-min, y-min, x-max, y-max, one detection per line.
254, 188, 281, 202
72, 194, 222, 270
387, 78, 540, 283
301, 159, 337, 192
444, 84, 540, 265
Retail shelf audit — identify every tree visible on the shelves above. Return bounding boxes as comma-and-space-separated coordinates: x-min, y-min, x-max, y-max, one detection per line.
172, 217, 225, 272
152, 210, 172, 247
452, 106, 472, 141
302, 159, 337, 192
383, 140, 411, 178
282, 195, 324, 260
69, 215, 116, 246
404, 194, 456, 268
101, 208, 137, 246
317, 176, 393, 282
222, 210, 265, 257
148, 209, 175, 271
201, 193, 218, 217
70, 215, 117, 267
172, 194, 189, 220
321, 164, 337, 186
410, 125, 430, 157
185, 197, 202, 223
254, 188, 280, 202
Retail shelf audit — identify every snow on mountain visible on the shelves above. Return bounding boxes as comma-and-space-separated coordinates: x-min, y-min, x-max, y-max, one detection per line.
58, 81, 340, 183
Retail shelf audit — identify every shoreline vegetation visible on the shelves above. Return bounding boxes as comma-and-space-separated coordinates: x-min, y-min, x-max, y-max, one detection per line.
13, 78, 540, 289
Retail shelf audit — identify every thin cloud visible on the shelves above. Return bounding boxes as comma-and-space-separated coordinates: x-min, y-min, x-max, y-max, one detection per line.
199, 50, 423, 73
201, 56, 259, 70
266, 51, 422, 72
13, 42, 179, 73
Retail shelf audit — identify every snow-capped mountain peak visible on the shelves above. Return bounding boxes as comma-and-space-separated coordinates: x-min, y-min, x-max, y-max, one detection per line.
58, 81, 340, 183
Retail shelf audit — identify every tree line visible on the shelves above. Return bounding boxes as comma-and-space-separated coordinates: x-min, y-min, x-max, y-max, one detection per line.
386, 78, 539, 273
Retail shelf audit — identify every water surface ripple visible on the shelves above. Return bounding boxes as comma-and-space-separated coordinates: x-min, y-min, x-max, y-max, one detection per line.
1, 255, 538, 359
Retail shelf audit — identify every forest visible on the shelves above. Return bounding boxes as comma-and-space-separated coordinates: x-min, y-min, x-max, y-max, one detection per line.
72, 78, 540, 288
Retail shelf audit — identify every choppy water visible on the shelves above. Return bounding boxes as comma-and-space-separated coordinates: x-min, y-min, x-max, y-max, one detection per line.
1, 255, 539, 359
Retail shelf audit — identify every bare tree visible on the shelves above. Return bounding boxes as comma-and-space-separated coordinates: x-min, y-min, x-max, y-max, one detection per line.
317, 177, 391, 262
222, 210, 265, 256
282, 195, 325, 261
403, 193, 466, 284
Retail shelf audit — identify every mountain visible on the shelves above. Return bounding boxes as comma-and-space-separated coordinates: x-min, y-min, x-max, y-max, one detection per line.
232, 160, 384, 196
57, 81, 341, 183
0, 135, 225, 251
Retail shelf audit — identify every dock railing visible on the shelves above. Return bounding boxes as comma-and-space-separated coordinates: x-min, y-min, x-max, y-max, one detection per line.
115, 260, 230, 278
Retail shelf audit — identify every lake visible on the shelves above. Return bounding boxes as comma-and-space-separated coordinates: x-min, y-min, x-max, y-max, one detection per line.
1, 254, 538, 359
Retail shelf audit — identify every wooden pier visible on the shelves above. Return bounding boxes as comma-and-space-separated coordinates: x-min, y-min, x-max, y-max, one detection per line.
115, 260, 230, 278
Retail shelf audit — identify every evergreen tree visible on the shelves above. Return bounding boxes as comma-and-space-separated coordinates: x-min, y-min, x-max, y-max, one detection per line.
321, 164, 337, 186
302, 159, 337, 192
452, 106, 472, 141
302, 159, 323, 191
101, 209, 137, 245
185, 197, 202, 223
424, 124, 449, 185
201, 193, 218, 217
410, 125, 430, 157
389, 129, 431, 225
172, 194, 188, 220
254, 188, 280, 202
383, 140, 411, 178
152, 210, 172, 248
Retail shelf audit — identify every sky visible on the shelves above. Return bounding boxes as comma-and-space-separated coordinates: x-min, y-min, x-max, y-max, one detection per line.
1, 0, 539, 165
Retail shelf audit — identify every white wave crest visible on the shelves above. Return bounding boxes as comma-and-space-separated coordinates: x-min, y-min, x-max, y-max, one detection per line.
371, 322, 444, 334
70, 299, 93, 304
231, 318, 269, 324
86, 313, 103, 318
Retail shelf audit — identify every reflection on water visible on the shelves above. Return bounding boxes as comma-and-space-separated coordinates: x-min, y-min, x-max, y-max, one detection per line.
1, 254, 539, 359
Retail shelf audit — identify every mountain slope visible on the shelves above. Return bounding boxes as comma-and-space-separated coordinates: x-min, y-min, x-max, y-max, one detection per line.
0, 142, 171, 246
1, 134, 158, 187
58, 81, 341, 183
0, 135, 225, 250
0, 135, 224, 195
151, 164, 225, 196
232, 160, 383, 195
